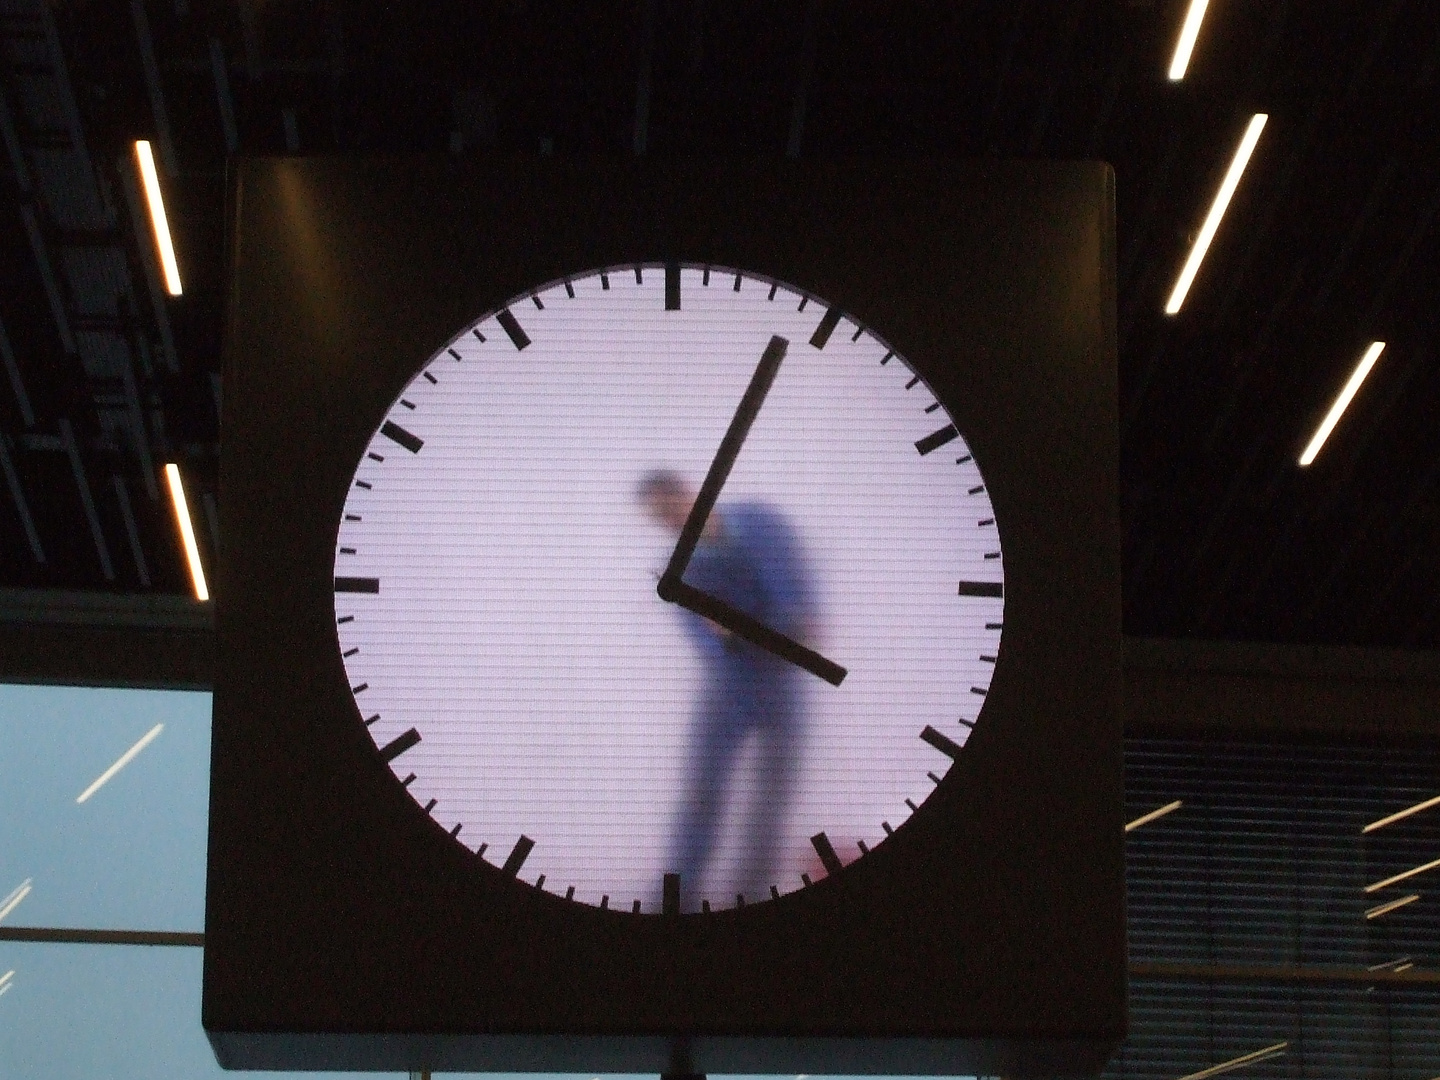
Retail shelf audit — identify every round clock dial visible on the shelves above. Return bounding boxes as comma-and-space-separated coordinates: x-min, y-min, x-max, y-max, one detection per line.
334, 264, 1004, 913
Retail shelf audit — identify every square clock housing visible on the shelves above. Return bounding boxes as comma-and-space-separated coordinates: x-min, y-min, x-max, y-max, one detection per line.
204, 157, 1123, 1075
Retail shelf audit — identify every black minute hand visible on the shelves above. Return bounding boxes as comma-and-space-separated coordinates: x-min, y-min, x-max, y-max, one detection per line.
656, 334, 848, 687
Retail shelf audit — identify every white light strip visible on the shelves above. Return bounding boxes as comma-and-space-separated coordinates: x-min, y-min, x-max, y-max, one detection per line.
76, 723, 164, 804
1126, 799, 1184, 832
135, 140, 182, 296
0, 970, 13, 997
1364, 793, 1440, 833
1368, 955, 1414, 971
165, 463, 210, 601
1365, 894, 1420, 919
1299, 341, 1387, 466
1165, 113, 1268, 315
1174, 1042, 1288, 1080
0, 878, 32, 922
1365, 855, 1440, 894
1168, 0, 1212, 80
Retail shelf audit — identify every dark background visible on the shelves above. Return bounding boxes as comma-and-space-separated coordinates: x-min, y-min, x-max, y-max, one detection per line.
2, 1, 1439, 655
202, 157, 1122, 1073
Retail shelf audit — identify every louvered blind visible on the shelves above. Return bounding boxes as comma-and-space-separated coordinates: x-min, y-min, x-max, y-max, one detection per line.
1113, 739, 1440, 1080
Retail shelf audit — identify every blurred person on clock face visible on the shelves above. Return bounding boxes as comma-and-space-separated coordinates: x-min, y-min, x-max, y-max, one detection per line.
639, 469, 815, 908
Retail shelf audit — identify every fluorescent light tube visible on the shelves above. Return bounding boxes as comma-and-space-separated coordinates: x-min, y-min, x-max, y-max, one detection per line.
135, 140, 182, 296
1367, 956, 1413, 971
1165, 113, 1268, 314
1126, 799, 1183, 832
77, 723, 164, 804
1365, 854, 1440, 894
1169, 0, 1211, 80
1174, 1042, 1288, 1080
1365, 894, 1420, 919
1299, 341, 1386, 466
1364, 793, 1440, 833
165, 463, 209, 601
0, 879, 32, 922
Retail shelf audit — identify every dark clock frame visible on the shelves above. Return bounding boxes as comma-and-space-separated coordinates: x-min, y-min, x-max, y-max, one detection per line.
204, 157, 1123, 1075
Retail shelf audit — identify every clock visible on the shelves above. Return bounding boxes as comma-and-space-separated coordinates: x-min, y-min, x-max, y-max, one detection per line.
207, 157, 1123, 1075
334, 263, 1005, 914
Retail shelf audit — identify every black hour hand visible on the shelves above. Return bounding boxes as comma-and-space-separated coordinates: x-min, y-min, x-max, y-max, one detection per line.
658, 574, 847, 687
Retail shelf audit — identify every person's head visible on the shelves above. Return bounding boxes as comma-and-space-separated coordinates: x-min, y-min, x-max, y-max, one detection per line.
637, 469, 693, 532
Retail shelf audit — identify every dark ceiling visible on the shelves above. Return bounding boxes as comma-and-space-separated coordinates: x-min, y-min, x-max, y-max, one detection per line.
1, 0, 1437, 649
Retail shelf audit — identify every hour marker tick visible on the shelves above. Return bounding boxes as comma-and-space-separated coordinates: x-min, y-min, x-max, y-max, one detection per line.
335, 577, 379, 593
921, 724, 963, 760
379, 727, 420, 762
496, 309, 531, 350
915, 424, 959, 456
810, 832, 843, 876
809, 306, 841, 349
381, 421, 423, 454
665, 262, 680, 310
502, 836, 535, 876
957, 581, 1003, 598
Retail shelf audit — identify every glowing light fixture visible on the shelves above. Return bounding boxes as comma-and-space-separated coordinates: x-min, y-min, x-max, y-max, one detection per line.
77, 723, 164, 804
1364, 793, 1440, 833
1365, 894, 1420, 919
1165, 113, 1268, 315
1174, 1042, 1288, 1080
165, 463, 209, 601
1368, 956, 1414, 971
135, 140, 182, 296
0, 969, 13, 998
1299, 341, 1387, 467
1365, 854, 1440, 894
0, 879, 32, 922
1126, 799, 1183, 832
1169, 0, 1212, 80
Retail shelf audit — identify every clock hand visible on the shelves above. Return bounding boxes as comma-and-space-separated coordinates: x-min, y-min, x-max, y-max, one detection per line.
665, 577, 847, 687
655, 333, 847, 687
658, 334, 789, 588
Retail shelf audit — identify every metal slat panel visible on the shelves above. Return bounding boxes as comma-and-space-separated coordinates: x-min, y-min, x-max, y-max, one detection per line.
1115, 739, 1440, 1080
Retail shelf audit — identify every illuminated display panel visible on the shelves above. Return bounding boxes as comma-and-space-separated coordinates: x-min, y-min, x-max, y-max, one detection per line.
334, 265, 1003, 912
206, 158, 1123, 1075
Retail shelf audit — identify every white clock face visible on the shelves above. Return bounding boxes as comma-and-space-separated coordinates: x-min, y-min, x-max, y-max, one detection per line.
334, 264, 1003, 913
